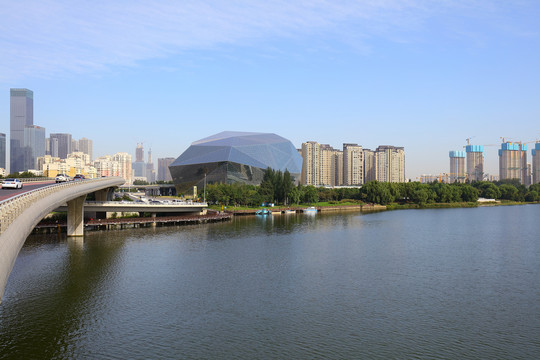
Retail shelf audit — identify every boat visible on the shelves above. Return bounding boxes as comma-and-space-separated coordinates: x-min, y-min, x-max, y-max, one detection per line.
256, 209, 272, 215
284, 209, 296, 214
303, 207, 317, 214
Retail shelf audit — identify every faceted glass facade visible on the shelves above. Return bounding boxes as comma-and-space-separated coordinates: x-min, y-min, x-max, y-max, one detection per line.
170, 131, 302, 191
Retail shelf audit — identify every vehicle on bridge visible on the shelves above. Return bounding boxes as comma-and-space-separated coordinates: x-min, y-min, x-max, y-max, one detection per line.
55, 174, 70, 183
73, 174, 86, 181
1, 179, 23, 189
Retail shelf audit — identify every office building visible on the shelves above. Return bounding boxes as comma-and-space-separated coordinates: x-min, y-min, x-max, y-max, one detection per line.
375, 145, 405, 183
146, 149, 155, 183
449, 151, 466, 183
343, 143, 364, 185
136, 143, 144, 162
78, 137, 93, 161
24, 125, 46, 170
499, 142, 527, 184
170, 131, 302, 192
0, 133, 6, 170
46, 137, 59, 157
532, 143, 540, 184
10, 88, 34, 173
465, 145, 484, 182
49, 133, 72, 159
157, 157, 175, 182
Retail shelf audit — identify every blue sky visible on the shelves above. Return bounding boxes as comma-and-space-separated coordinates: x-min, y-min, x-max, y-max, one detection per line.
1, 0, 539, 179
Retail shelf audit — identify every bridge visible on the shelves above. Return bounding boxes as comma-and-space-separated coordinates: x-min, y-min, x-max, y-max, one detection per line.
0, 177, 125, 301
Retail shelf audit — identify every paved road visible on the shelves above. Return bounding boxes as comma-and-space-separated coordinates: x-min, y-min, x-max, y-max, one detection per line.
0, 181, 55, 202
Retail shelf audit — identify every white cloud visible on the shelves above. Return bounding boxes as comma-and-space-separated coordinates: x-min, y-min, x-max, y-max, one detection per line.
0, 0, 536, 81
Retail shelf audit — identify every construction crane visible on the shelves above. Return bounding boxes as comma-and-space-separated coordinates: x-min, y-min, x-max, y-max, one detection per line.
465, 137, 475, 146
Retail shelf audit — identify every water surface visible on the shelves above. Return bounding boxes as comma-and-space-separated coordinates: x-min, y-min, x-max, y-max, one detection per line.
1, 206, 539, 359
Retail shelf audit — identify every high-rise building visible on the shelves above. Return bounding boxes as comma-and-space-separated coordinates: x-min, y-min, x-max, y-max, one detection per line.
46, 137, 59, 157
10, 88, 34, 173
449, 151, 466, 183
375, 145, 405, 183
50, 133, 72, 159
157, 157, 175, 182
78, 138, 93, 161
343, 143, 363, 185
363, 149, 376, 183
465, 145, 484, 182
0, 133, 6, 170
301, 142, 341, 186
24, 125, 46, 170
532, 143, 540, 184
146, 148, 155, 183
113, 152, 133, 184
301, 142, 320, 186
136, 143, 144, 162
499, 142, 527, 184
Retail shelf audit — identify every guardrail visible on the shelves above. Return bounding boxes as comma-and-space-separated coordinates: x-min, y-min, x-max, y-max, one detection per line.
0, 177, 54, 183
0, 178, 120, 235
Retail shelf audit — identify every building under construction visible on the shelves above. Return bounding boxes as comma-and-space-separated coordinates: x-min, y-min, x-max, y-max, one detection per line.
465, 145, 484, 182
449, 151, 466, 183
498, 142, 528, 184
532, 143, 540, 184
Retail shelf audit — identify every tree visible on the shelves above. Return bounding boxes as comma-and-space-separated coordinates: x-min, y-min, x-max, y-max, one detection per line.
499, 184, 519, 201
460, 184, 479, 202
302, 185, 319, 204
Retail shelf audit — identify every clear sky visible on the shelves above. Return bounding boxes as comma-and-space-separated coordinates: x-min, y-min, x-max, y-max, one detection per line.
1, 1, 539, 179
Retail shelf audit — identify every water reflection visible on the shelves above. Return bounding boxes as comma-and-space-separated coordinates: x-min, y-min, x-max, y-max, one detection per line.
1, 206, 539, 360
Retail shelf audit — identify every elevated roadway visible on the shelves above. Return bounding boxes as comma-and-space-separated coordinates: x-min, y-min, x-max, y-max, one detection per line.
0, 177, 125, 302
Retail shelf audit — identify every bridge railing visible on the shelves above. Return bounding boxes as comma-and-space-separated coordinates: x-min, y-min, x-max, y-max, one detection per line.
0, 178, 120, 235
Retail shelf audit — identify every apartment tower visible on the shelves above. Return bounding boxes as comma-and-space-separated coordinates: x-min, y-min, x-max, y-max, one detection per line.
375, 145, 405, 183
49, 133, 73, 159
465, 145, 484, 182
157, 157, 175, 182
449, 151, 466, 183
499, 142, 527, 184
343, 143, 363, 185
532, 143, 540, 184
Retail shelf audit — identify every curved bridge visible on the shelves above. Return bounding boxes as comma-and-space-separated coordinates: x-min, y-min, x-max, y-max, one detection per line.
0, 177, 125, 301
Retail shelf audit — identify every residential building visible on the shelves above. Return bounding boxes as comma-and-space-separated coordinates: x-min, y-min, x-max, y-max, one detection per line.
49, 133, 72, 159
499, 142, 527, 184
136, 143, 144, 162
301, 141, 320, 186
157, 157, 175, 182
375, 145, 405, 183
113, 152, 133, 184
343, 143, 363, 185
363, 149, 376, 183
449, 151, 466, 183
24, 125, 46, 170
466, 145, 484, 182
0, 133, 6, 170
10, 88, 34, 173
532, 143, 540, 184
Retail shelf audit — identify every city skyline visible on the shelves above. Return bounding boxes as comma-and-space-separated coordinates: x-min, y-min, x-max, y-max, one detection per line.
1, 1, 539, 179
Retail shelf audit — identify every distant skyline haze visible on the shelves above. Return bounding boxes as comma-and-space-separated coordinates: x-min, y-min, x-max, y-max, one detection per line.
1, 1, 539, 179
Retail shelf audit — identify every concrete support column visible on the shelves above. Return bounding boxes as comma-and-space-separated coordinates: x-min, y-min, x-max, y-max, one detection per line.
67, 195, 87, 237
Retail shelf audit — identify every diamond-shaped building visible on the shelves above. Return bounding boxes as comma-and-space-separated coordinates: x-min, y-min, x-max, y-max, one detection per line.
169, 131, 303, 192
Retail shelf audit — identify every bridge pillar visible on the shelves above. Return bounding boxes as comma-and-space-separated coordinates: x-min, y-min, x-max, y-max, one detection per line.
67, 195, 87, 237
95, 188, 114, 219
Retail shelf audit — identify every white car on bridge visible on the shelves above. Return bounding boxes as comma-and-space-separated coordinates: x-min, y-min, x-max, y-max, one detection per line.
1, 178, 23, 189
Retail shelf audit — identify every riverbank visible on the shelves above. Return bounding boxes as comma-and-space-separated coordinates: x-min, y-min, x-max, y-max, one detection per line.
33, 212, 232, 234
223, 203, 386, 215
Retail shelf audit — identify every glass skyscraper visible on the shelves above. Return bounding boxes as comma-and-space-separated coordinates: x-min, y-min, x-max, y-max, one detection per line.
10, 88, 34, 173
0, 133, 6, 170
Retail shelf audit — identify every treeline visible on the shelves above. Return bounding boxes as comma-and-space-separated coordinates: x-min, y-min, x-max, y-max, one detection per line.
202, 167, 540, 206
0, 171, 45, 179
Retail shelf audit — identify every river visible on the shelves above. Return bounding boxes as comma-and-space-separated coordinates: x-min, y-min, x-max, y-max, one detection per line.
1, 205, 539, 359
